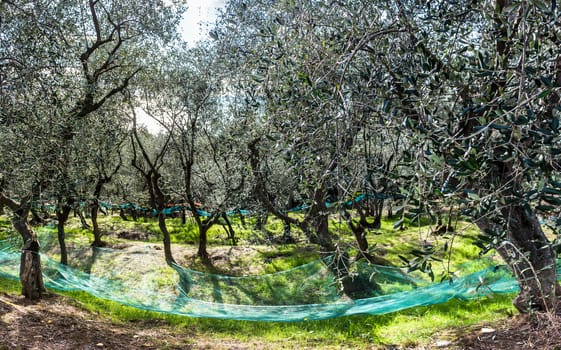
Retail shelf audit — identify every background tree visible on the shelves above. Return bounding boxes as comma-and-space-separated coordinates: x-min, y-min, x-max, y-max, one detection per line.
129, 107, 176, 264
80, 106, 128, 247
137, 42, 247, 261
214, 0, 403, 295
0, 0, 184, 298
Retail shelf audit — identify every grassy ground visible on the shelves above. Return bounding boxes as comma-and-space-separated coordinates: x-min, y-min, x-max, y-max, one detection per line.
0, 275, 515, 349
0, 212, 517, 348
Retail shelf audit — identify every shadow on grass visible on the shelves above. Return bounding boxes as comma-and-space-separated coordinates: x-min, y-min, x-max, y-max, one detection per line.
47, 279, 515, 346
0, 275, 515, 347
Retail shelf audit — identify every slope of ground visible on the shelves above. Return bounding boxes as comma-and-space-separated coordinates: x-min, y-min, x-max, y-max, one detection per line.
2, 215, 560, 348
0, 291, 286, 350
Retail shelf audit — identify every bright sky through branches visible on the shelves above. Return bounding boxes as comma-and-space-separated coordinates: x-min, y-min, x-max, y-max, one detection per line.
137, 0, 226, 132
180, 0, 226, 45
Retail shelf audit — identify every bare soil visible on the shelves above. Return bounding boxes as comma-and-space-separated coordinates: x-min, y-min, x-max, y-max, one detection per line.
2, 291, 561, 349
455, 312, 561, 350
0, 292, 196, 350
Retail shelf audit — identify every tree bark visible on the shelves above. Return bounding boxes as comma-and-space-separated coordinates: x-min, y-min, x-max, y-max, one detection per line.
7, 199, 46, 299
477, 206, 560, 312
76, 209, 90, 229
197, 224, 210, 261
20, 240, 45, 299
308, 189, 336, 253
221, 212, 237, 246
56, 205, 72, 266
157, 212, 175, 264
91, 204, 105, 247
343, 210, 389, 266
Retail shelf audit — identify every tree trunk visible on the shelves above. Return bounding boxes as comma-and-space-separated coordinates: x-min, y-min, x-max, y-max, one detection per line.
343, 210, 389, 265
157, 212, 175, 264
372, 198, 384, 229
477, 205, 560, 313
323, 249, 381, 299
181, 209, 186, 225
282, 221, 295, 243
308, 189, 336, 253
354, 226, 369, 256
358, 205, 380, 230
309, 190, 380, 296
255, 210, 269, 230
221, 212, 237, 246
30, 208, 46, 226
12, 205, 46, 299
90, 204, 105, 247
131, 208, 138, 221
198, 224, 209, 261
387, 202, 393, 218
238, 210, 246, 227
76, 209, 90, 229
20, 240, 45, 299
119, 208, 129, 221
56, 206, 72, 266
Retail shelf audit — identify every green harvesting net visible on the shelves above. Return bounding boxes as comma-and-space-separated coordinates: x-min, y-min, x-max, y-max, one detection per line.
0, 238, 530, 322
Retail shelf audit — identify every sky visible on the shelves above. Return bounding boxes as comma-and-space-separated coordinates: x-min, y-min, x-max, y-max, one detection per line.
180, 0, 227, 46
137, 0, 226, 132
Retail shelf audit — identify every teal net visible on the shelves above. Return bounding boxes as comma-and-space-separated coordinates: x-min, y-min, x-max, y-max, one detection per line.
0, 238, 529, 322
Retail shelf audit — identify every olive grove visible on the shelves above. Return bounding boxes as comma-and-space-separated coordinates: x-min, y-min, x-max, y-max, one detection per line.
1, 0, 560, 316
0, 0, 184, 297
212, 0, 561, 311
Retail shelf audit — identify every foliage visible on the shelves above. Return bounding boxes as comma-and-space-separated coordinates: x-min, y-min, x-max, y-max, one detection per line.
2, 0, 560, 323
211, 0, 561, 311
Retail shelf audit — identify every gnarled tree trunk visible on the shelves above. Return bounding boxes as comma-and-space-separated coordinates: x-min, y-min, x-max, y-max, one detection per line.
8, 199, 46, 299
91, 203, 104, 247
477, 205, 560, 312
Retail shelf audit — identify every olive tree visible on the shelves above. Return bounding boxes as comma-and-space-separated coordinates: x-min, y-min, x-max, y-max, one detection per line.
134, 42, 248, 261
214, 0, 405, 295
215, 0, 561, 311
0, 0, 184, 298
344, 0, 561, 312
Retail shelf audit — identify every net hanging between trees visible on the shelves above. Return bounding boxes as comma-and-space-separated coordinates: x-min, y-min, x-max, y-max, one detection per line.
0, 238, 540, 322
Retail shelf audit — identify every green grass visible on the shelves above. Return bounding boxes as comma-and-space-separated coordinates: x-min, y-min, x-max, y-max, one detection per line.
259, 246, 319, 273
0, 211, 517, 348
0, 276, 20, 294
0, 215, 12, 240
0, 276, 509, 347
26, 281, 513, 348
